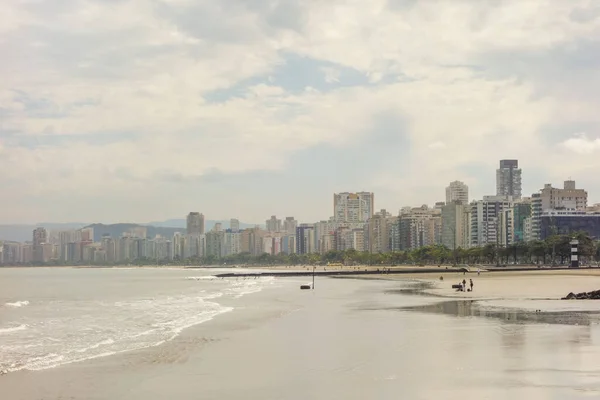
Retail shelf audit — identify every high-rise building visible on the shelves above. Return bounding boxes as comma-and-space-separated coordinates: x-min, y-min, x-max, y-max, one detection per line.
296, 225, 315, 254
334, 192, 374, 223
186, 212, 205, 235
396, 206, 442, 250
441, 202, 470, 250
470, 196, 514, 247
445, 181, 469, 204
230, 218, 240, 233
530, 180, 587, 240
513, 200, 532, 242
32, 227, 48, 246
266, 216, 282, 232
80, 227, 94, 242
283, 217, 298, 234
496, 159, 522, 199
367, 210, 390, 253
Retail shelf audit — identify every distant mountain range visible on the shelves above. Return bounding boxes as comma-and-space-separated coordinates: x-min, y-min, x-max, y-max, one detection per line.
0, 219, 259, 242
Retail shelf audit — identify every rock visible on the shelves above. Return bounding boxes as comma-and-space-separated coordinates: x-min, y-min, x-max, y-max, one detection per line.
562, 290, 600, 300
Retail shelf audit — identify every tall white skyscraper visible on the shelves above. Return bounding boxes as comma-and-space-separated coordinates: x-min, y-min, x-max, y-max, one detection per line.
333, 192, 374, 223
496, 159, 522, 199
445, 181, 469, 204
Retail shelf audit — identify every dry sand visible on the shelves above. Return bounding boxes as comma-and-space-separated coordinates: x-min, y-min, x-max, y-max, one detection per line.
350, 268, 600, 300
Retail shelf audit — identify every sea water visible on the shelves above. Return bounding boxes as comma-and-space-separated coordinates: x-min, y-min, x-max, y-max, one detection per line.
0, 267, 274, 373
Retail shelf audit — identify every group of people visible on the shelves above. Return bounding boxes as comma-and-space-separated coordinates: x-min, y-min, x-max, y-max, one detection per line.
457, 278, 474, 292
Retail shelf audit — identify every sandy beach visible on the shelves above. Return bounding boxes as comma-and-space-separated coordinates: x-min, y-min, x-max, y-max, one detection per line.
2, 267, 600, 399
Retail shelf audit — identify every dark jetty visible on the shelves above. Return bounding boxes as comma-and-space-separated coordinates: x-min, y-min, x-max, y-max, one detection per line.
562, 290, 600, 300
215, 268, 442, 278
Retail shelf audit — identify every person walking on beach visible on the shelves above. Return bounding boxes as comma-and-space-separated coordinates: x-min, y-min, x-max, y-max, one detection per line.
469, 279, 473, 292
462, 279, 467, 291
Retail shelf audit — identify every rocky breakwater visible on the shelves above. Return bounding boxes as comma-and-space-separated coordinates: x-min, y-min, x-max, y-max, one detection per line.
562, 290, 600, 300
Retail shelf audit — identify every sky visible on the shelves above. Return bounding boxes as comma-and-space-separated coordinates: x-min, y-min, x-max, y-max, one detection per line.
2, 0, 600, 224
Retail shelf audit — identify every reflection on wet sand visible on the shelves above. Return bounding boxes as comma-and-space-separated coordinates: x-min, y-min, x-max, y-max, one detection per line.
404, 299, 599, 326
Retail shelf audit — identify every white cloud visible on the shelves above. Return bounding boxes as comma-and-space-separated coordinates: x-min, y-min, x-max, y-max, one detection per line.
562, 133, 600, 154
1, 0, 600, 223
428, 141, 446, 149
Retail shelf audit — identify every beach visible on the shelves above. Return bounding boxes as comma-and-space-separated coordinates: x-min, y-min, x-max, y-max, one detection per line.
2, 267, 600, 399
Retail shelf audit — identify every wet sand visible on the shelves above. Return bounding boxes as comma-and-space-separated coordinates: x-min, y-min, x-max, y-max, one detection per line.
4, 271, 600, 399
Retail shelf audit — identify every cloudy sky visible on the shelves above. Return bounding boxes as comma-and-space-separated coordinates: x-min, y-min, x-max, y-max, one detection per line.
2, 0, 600, 224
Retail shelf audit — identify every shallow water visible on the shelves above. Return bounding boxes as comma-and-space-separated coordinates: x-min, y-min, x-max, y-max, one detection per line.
0, 267, 274, 372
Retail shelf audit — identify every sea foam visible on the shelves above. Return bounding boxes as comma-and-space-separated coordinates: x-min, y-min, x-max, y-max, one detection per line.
0, 324, 28, 335
5, 300, 30, 308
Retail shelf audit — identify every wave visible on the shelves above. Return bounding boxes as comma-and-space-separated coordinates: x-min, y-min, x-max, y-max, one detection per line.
5, 300, 29, 308
185, 276, 218, 280
0, 324, 28, 335
1, 274, 275, 374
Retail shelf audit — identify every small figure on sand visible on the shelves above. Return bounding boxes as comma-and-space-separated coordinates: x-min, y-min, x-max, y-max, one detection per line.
477, 268, 480, 276
462, 279, 467, 291
469, 279, 473, 292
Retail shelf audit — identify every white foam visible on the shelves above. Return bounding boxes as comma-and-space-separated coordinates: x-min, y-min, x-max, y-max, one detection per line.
0, 324, 28, 334
0, 273, 275, 374
185, 276, 218, 280
5, 300, 29, 308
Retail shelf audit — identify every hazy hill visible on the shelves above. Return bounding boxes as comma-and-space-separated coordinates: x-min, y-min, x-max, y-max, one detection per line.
146, 219, 258, 230
0, 219, 259, 242
84, 223, 181, 241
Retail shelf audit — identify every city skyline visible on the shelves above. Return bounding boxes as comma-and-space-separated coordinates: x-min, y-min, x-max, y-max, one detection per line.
3, 1, 600, 224
4, 165, 600, 265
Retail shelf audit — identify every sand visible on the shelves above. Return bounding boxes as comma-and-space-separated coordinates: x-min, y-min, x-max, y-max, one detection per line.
3, 268, 600, 399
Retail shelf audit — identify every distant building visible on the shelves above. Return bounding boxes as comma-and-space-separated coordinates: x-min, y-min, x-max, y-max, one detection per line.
283, 217, 298, 234
496, 159, 522, 199
230, 219, 240, 233
206, 231, 224, 258
80, 227, 94, 242
540, 210, 600, 240
513, 201, 532, 242
334, 192, 374, 223
32, 227, 48, 246
445, 181, 469, 205
441, 201, 470, 250
367, 210, 391, 253
396, 205, 441, 251
186, 212, 205, 235
266, 216, 282, 232
470, 196, 514, 247
530, 181, 587, 240
296, 225, 315, 254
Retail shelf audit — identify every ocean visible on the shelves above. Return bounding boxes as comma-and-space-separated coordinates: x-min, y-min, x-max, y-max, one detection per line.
2, 267, 600, 399
0, 267, 276, 373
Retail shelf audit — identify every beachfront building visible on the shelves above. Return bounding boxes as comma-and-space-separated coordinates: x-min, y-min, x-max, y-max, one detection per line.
333, 192, 375, 223
470, 196, 514, 247
186, 212, 205, 235
540, 210, 600, 240
512, 200, 532, 242
296, 225, 315, 254
530, 181, 588, 240
283, 217, 297, 234
496, 159, 522, 199
446, 181, 469, 205
367, 210, 391, 253
441, 201, 470, 250
396, 205, 442, 251
266, 216, 282, 233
